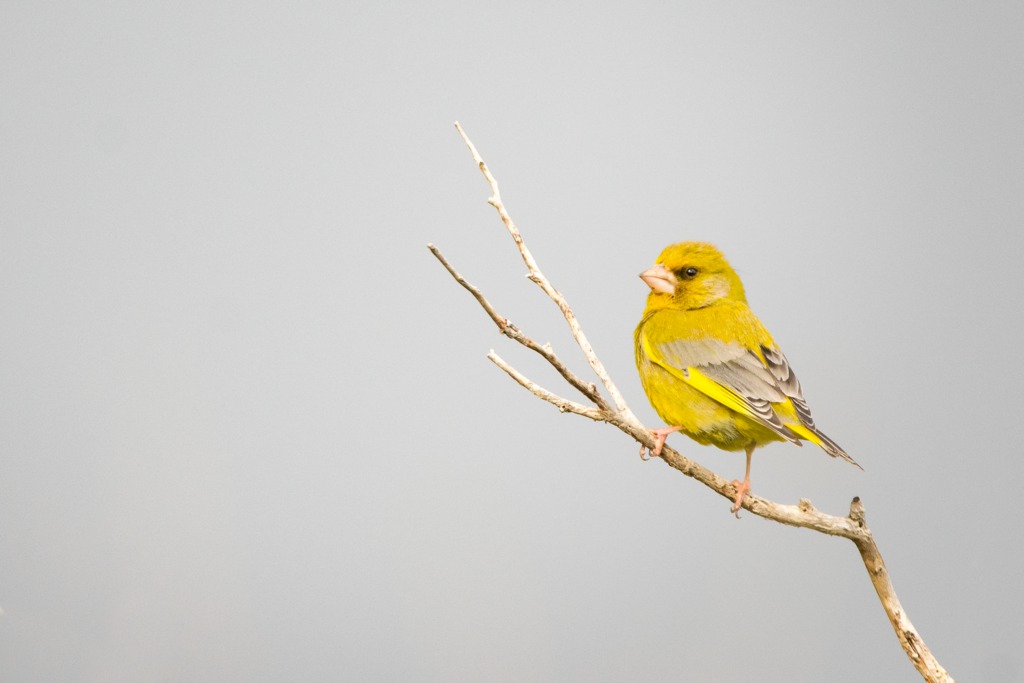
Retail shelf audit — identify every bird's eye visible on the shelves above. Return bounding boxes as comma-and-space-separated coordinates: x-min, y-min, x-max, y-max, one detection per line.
679, 267, 698, 278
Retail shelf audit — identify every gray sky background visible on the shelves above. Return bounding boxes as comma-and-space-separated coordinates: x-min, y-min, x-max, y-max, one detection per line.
2, 2, 1023, 681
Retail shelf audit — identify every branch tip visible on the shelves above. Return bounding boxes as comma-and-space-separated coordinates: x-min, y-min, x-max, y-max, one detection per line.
849, 497, 866, 525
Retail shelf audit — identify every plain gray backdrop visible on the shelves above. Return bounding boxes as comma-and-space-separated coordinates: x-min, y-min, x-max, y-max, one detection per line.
2, 2, 1022, 681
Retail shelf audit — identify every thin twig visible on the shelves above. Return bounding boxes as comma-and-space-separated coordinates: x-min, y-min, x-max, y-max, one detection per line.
438, 123, 953, 683
428, 243, 608, 409
454, 121, 635, 418
488, 351, 609, 422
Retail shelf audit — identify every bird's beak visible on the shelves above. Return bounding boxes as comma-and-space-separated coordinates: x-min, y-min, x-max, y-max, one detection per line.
639, 263, 676, 295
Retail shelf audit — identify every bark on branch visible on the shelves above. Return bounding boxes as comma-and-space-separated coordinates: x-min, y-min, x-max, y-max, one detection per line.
432, 122, 953, 683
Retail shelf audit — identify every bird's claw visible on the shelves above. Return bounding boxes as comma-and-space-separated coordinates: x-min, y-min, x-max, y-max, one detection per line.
639, 441, 663, 461
640, 426, 680, 461
730, 478, 751, 518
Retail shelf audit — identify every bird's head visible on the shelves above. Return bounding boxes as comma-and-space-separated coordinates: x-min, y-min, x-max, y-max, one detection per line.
639, 242, 747, 312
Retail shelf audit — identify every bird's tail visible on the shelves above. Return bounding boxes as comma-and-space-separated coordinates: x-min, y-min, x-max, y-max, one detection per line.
790, 424, 862, 470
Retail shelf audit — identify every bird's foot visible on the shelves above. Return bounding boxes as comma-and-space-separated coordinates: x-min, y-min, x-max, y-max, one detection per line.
640, 426, 682, 460
729, 479, 751, 518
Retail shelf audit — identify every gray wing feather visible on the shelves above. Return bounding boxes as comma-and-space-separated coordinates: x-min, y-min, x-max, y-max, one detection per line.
658, 338, 788, 404
762, 346, 805, 402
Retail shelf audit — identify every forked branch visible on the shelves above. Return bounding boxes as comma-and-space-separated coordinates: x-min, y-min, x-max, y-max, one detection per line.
432, 122, 952, 683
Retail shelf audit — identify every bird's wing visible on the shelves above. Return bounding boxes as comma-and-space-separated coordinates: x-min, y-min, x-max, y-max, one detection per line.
758, 345, 860, 466
642, 333, 802, 445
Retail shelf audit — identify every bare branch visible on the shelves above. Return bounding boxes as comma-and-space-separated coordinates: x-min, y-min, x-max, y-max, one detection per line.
488, 351, 610, 422
439, 123, 953, 683
454, 121, 635, 418
428, 243, 608, 409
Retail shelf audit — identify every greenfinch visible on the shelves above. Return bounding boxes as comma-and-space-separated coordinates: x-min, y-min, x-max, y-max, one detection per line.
634, 242, 860, 513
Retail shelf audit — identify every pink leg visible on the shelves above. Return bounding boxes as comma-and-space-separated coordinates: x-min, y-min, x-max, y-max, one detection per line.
730, 444, 756, 517
641, 426, 682, 460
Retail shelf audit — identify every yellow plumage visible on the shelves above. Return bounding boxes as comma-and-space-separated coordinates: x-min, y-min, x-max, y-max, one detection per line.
634, 242, 859, 512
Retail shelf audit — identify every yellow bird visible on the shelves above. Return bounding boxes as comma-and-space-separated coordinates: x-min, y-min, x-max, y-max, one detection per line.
634, 242, 860, 513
